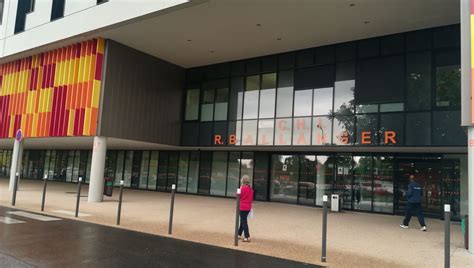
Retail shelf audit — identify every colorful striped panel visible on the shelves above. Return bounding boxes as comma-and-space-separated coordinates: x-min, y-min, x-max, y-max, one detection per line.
0, 38, 105, 138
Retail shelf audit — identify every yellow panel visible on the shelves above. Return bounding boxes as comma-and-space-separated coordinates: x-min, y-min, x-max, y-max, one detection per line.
68, 109, 75, 136
83, 107, 91, 136
9, 115, 15, 136
92, 80, 101, 108
31, 113, 38, 137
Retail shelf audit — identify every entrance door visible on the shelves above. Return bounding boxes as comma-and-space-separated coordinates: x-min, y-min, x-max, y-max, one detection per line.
395, 159, 442, 218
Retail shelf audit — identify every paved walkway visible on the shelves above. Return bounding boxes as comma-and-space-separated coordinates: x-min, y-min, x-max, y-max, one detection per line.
0, 179, 473, 268
0, 206, 316, 268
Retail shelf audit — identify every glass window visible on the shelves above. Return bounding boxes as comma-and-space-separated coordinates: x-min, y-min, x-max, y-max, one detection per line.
231, 61, 245, 76
198, 152, 212, 195
334, 62, 355, 115
356, 104, 378, 114
200, 89, 214, 121
112, 150, 122, 184
139, 151, 150, 189
276, 87, 293, 118
275, 118, 292, 145
105, 151, 117, 179
262, 73, 277, 89
279, 52, 295, 69
406, 52, 431, 111
294, 89, 312, 116
226, 152, 241, 197
246, 75, 260, 91
123, 151, 133, 188
315, 46, 335, 65
157, 152, 168, 191
433, 111, 466, 146
229, 77, 244, 120
270, 155, 299, 204
296, 48, 314, 67
334, 155, 353, 209
167, 152, 179, 191
380, 34, 404, 56
242, 120, 257, 145
241, 152, 254, 178
356, 114, 378, 145
295, 66, 334, 90
356, 55, 404, 104
435, 65, 460, 109
262, 56, 277, 72
443, 154, 467, 220
406, 29, 432, 51
433, 25, 460, 48
298, 155, 316, 205
358, 38, 379, 58
380, 103, 404, 112
316, 155, 334, 206
254, 152, 269, 201
185, 89, 200, 120
86, 151, 92, 183
181, 122, 199, 146
177, 152, 189, 192
259, 89, 275, 118
210, 152, 228, 196
148, 151, 158, 190
380, 113, 404, 145
187, 151, 199, 194
48, 150, 56, 179
228, 121, 242, 146
333, 116, 354, 145
199, 122, 213, 146
213, 121, 228, 145
353, 156, 373, 211
405, 112, 431, 146
214, 87, 229, 121
243, 91, 259, 119
293, 117, 311, 145
130, 151, 141, 188
66, 150, 74, 182
258, 119, 274, 145
312, 116, 332, 145
313, 87, 333, 116
373, 156, 394, 213
246, 59, 260, 74
336, 42, 356, 61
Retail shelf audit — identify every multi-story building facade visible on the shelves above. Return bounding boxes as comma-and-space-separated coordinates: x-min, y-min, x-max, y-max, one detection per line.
0, 0, 472, 249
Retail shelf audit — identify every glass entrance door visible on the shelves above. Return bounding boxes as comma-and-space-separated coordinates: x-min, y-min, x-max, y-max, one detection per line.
395, 159, 442, 217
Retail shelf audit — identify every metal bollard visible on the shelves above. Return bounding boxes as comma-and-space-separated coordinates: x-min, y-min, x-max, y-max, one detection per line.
444, 204, 451, 268
234, 188, 241, 247
117, 180, 124, 225
75, 177, 82, 218
12, 172, 19, 206
168, 184, 176, 234
322, 195, 328, 263
41, 174, 48, 211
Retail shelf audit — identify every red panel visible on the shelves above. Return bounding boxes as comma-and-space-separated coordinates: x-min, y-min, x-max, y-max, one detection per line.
95, 53, 103, 80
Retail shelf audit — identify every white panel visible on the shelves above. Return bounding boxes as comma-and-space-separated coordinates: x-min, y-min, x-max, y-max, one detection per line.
25, 0, 53, 30
64, 0, 97, 16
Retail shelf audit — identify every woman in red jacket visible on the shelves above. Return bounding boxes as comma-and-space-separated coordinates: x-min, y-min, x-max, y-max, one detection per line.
238, 175, 254, 242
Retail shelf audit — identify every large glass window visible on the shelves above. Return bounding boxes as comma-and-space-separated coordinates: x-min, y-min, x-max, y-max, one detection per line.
294, 89, 313, 116
259, 88, 276, 118
275, 118, 292, 145
315, 155, 334, 206
276, 70, 294, 117
200, 89, 214, 121
167, 152, 179, 191
356, 114, 378, 145
226, 152, 241, 197
312, 116, 332, 145
406, 52, 431, 111
243, 91, 259, 119
187, 151, 199, 194
210, 152, 228, 196
139, 151, 150, 189
198, 152, 212, 195
257, 119, 274, 145
333, 116, 354, 145
313, 87, 333, 116
229, 77, 244, 120
432, 111, 466, 146
214, 86, 229, 121
241, 120, 257, 145
380, 113, 404, 146
298, 155, 316, 205
270, 155, 298, 204
123, 151, 133, 188
148, 151, 159, 190
373, 156, 394, 213
436, 67, 460, 108
185, 89, 200, 120
353, 156, 373, 211
254, 152, 269, 201
177, 152, 189, 192
406, 112, 431, 146
292, 117, 311, 145
334, 155, 353, 209
240, 152, 254, 184
157, 152, 168, 191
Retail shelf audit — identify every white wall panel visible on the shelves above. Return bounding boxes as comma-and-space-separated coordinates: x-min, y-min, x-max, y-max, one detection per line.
64, 0, 97, 16
25, 0, 54, 30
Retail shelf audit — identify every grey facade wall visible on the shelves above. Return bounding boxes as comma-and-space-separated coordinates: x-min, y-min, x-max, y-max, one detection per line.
99, 40, 185, 145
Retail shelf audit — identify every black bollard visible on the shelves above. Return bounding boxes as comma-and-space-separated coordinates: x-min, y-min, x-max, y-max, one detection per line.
444, 204, 451, 268
75, 177, 82, 218
168, 184, 176, 234
117, 180, 124, 225
321, 195, 328, 263
234, 188, 241, 246
41, 174, 48, 211
12, 172, 19, 206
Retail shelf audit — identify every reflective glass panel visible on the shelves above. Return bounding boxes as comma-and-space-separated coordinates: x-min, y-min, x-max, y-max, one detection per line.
214, 87, 229, 121
200, 89, 214, 121
177, 152, 189, 192
275, 118, 292, 145
246, 75, 260, 91
259, 89, 276, 118
242, 120, 257, 146
333, 116, 354, 145
294, 89, 313, 116
148, 151, 158, 190
292, 117, 311, 145
243, 91, 259, 119
276, 87, 293, 117
210, 152, 228, 196
270, 155, 299, 204
185, 89, 200, 120
139, 151, 150, 189
226, 152, 241, 197
187, 152, 199, 193
312, 116, 332, 145
353, 156, 373, 211
298, 155, 316, 205
373, 156, 394, 213
313, 87, 333, 116
316, 155, 334, 206
258, 119, 274, 145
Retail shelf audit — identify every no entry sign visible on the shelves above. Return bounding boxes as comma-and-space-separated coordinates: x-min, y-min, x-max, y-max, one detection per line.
15, 129, 23, 142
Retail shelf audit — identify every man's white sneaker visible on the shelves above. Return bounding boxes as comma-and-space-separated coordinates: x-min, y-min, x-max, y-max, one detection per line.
420, 226, 427, 231
400, 224, 408, 229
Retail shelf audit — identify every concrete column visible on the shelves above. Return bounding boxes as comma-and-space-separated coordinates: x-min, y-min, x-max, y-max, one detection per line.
9, 140, 23, 191
88, 136, 107, 202
469, 128, 474, 253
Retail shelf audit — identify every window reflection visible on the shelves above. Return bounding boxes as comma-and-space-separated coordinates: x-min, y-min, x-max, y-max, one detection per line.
259, 89, 275, 118
333, 116, 354, 145
243, 91, 259, 119
270, 155, 299, 204
373, 156, 394, 213
294, 89, 312, 116
200, 89, 214, 121
292, 117, 311, 145
276, 87, 293, 117
353, 156, 373, 211
214, 87, 229, 121
242, 120, 257, 145
315, 155, 334, 206
312, 116, 332, 145
185, 89, 200, 120
258, 119, 274, 145
275, 118, 292, 145
246, 75, 260, 91
313, 87, 333, 116
210, 152, 228, 196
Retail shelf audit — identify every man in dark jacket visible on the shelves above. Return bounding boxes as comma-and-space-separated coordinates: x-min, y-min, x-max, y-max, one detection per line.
400, 175, 427, 231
